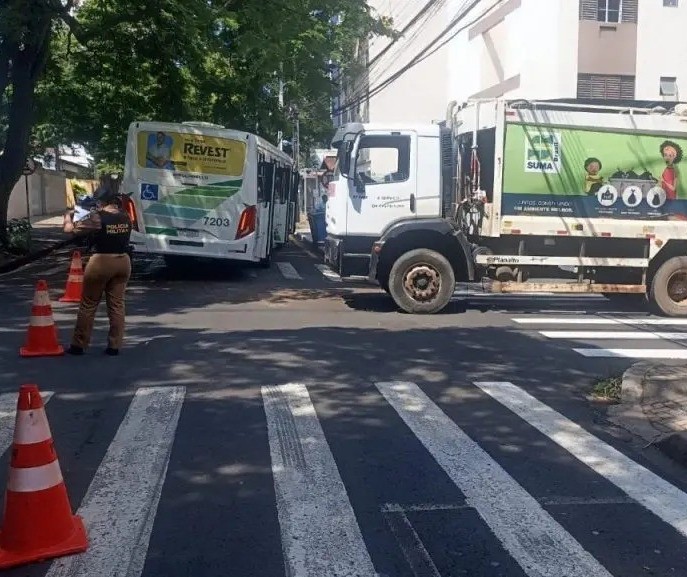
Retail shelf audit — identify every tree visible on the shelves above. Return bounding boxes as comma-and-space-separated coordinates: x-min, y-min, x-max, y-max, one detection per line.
37, 0, 393, 168
0, 0, 71, 243
1, 0, 394, 242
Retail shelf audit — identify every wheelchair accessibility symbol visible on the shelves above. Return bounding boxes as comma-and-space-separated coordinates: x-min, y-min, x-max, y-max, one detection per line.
140, 183, 159, 201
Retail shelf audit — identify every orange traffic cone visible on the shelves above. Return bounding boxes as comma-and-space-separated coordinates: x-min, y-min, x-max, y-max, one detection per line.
20, 280, 64, 357
0, 385, 88, 569
59, 251, 84, 303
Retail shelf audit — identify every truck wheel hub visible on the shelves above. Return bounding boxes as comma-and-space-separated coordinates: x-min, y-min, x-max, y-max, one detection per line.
667, 271, 687, 304
404, 265, 440, 301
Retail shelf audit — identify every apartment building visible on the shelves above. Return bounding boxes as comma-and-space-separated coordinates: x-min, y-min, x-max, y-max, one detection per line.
447, 0, 687, 104
332, 0, 452, 127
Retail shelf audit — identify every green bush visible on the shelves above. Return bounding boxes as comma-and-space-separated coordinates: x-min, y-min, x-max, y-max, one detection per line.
7, 218, 33, 254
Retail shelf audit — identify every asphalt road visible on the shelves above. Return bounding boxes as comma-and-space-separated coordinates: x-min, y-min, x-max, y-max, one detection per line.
1, 240, 687, 577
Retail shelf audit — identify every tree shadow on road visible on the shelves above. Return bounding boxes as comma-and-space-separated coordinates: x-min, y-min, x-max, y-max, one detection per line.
2, 308, 687, 576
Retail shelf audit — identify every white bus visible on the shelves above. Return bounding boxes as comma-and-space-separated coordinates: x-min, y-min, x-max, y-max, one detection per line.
120, 120, 297, 267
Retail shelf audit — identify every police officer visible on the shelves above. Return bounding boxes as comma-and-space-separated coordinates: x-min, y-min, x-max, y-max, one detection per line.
62, 184, 133, 356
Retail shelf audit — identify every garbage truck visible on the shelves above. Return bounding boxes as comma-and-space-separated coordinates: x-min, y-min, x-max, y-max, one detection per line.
324, 98, 687, 316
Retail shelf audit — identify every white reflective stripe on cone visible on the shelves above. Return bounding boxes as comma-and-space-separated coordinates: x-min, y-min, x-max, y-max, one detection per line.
29, 315, 55, 327
7, 460, 63, 492
14, 408, 53, 445
67, 274, 83, 282
33, 291, 51, 306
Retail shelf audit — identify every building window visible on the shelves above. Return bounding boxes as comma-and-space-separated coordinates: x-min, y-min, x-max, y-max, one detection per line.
577, 73, 636, 99
664, 0, 678, 6
598, 0, 621, 23
580, 0, 636, 22
660, 76, 678, 98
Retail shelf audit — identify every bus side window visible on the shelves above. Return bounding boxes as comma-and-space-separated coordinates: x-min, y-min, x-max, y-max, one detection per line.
280, 167, 288, 203
291, 172, 299, 202
257, 161, 266, 203
284, 168, 292, 202
294, 172, 300, 201
264, 162, 275, 201
274, 166, 283, 202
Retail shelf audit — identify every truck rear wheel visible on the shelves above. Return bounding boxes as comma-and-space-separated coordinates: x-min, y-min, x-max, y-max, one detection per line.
649, 256, 687, 317
388, 249, 455, 314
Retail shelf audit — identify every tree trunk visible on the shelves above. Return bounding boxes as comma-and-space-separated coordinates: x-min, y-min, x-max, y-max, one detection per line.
0, 15, 53, 246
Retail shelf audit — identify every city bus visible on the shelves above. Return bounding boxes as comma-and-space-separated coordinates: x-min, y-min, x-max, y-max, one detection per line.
120, 120, 297, 267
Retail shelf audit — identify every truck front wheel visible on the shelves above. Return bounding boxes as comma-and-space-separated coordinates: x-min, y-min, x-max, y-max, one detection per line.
650, 256, 687, 317
388, 249, 455, 314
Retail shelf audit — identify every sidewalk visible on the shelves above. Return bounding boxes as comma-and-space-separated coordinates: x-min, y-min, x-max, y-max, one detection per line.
0, 213, 73, 274
294, 222, 314, 245
609, 362, 687, 466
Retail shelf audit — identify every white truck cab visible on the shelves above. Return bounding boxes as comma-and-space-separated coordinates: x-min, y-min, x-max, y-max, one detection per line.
324, 122, 448, 278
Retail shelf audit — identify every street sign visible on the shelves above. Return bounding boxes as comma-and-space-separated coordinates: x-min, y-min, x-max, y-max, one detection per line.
22, 158, 36, 176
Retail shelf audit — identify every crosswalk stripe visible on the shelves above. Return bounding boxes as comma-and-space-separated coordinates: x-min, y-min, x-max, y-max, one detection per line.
573, 348, 687, 359
0, 391, 53, 457
382, 507, 442, 577
45, 386, 185, 577
514, 317, 620, 325
514, 316, 687, 325
376, 381, 613, 577
315, 264, 342, 282
276, 262, 303, 280
540, 330, 687, 340
262, 384, 375, 576
473, 381, 687, 539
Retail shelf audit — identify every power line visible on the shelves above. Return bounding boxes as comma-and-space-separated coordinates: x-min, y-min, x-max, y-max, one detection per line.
367, 0, 441, 69
335, 0, 481, 116
343, 0, 447, 111
335, 0, 501, 117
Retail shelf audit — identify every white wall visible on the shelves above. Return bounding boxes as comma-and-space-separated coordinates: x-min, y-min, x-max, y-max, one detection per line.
7, 168, 71, 221
635, 1, 687, 101
447, 0, 579, 104
517, 0, 579, 100
365, 0, 450, 124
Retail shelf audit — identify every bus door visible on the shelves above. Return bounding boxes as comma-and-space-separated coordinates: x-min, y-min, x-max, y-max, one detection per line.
273, 165, 287, 246
255, 159, 276, 260
291, 171, 300, 235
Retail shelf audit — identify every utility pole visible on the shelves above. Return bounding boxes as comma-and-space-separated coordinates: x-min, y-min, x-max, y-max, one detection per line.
289, 104, 300, 171
277, 63, 284, 150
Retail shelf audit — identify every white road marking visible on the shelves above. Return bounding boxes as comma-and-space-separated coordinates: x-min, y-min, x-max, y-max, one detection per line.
474, 381, 687, 539
315, 264, 342, 282
46, 386, 185, 577
376, 381, 613, 577
513, 317, 620, 325
513, 316, 687, 325
382, 509, 441, 577
262, 383, 375, 576
0, 391, 53, 456
573, 348, 687, 359
276, 261, 303, 280
381, 495, 635, 513
456, 291, 558, 297
540, 330, 687, 340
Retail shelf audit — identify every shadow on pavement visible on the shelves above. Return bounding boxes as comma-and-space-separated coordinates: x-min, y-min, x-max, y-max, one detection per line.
1, 294, 687, 577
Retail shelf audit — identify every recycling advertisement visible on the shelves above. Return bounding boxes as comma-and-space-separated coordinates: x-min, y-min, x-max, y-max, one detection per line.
501, 123, 687, 221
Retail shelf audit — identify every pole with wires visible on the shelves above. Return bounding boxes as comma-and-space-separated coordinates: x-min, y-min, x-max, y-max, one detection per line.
335, 0, 499, 118
277, 63, 285, 150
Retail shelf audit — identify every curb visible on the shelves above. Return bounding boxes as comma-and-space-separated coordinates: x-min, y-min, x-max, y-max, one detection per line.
0, 238, 75, 275
608, 361, 687, 467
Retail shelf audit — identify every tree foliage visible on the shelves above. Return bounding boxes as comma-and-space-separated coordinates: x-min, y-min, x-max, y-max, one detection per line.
0, 0, 394, 238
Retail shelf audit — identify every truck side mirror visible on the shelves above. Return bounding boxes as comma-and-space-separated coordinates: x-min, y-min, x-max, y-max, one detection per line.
339, 141, 354, 178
